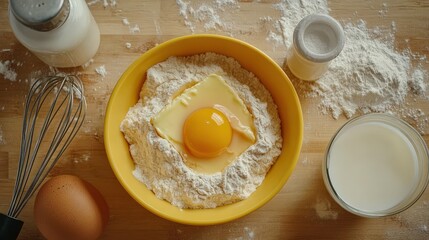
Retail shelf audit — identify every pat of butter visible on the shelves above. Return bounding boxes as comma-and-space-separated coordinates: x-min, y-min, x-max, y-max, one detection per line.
151, 74, 256, 174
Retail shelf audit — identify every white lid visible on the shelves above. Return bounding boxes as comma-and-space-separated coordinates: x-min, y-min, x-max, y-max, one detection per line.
293, 14, 345, 63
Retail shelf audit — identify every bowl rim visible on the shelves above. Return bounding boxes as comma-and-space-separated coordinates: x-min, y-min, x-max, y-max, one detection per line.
104, 34, 303, 225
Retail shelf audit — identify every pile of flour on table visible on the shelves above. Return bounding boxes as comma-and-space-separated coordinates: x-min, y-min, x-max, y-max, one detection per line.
120, 52, 282, 209
266, 0, 429, 131
176, 0, 429, 132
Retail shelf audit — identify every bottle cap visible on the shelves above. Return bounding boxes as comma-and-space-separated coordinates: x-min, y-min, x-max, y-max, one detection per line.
10, 0, 70, 32
293, 14, 345, 63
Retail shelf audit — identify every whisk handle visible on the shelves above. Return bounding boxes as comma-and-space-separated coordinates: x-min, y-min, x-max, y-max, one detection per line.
0, 212, 23, 240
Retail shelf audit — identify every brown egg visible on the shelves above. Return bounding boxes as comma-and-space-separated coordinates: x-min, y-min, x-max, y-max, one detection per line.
34, 175, 109, 240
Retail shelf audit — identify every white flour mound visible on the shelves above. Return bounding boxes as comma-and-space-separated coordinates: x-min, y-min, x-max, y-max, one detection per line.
311, 20, 415, 118
120, 53, 282, 209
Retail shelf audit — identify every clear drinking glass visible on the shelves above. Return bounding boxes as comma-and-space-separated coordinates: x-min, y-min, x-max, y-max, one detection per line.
323, 113, 429, 217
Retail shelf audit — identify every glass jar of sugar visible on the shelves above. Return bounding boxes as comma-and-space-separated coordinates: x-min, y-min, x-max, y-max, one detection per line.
8, 0, 100, 68
323, 114, 429, 217
286, 14, 345, 81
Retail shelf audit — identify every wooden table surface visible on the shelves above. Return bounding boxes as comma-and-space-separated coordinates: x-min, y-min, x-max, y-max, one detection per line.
1, 0, 428, 239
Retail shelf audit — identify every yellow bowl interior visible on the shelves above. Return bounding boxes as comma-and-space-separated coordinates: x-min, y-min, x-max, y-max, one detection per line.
104, 34, 303, 225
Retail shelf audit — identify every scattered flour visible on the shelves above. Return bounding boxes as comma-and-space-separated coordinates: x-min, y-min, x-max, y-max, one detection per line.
81, 58, 94, 69
176, 0, 239, 32
313, 198, 338, 220
95, 65, 108, 78
0, 125, 5, 145
226, 226, 256, 240
269, 0, 329, 47
103, 0, 117, 8
270, 0, 429, 132
86, 0, 116, 7
122, 17, 143, 34
386, 199, 429, 239
122, 18, 130, 26
86, 0, 100, 6
120, 53, 282, 209
119, 16, 140, 34
379, 3, 389, 17
72, 152, 91, 164
174, 0, 429, 132
154, 19, 162, 35
129, 24, 141, 34
243, 227, 255, 239
0, 60, 17, 81
410, 68, 427, 95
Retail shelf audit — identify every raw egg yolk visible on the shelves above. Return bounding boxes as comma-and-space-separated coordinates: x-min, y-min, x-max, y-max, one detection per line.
183, 108, 232, 158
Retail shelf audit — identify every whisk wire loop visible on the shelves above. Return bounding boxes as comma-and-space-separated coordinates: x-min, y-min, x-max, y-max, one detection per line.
7, 75, 86, 218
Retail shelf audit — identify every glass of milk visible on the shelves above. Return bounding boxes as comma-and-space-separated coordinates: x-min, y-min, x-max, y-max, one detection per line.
323, 113, 429, 217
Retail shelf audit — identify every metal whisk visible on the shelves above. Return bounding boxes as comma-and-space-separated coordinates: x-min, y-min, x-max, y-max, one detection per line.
0, 75, 86, 240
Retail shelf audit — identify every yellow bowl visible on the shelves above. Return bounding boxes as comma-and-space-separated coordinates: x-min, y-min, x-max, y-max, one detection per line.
104, 34, 303, 225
